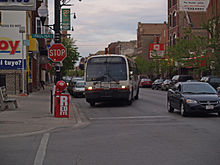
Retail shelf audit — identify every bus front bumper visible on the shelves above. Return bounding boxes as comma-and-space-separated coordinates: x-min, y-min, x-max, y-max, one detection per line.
85, 89, 130, 102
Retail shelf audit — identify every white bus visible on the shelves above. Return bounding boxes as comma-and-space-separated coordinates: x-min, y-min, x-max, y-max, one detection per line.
84, 54, 140, 106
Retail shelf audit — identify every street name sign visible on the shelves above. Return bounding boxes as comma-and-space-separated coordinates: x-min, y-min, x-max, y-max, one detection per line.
32, 34, 53, 39
48, 43, 67, 62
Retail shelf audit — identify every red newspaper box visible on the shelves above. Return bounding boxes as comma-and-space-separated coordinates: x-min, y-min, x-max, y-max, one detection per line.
55, 93, 69, 118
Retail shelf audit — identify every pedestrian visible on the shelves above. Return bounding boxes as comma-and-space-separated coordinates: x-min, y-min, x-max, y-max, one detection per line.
41, 70, 46, 90
40, 80, 45, 90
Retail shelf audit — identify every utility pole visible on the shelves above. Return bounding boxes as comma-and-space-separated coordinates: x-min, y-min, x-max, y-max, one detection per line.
54, 0, 61, 83
54, 0, 61, 43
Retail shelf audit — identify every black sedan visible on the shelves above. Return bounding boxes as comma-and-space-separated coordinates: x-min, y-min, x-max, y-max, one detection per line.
167, 82, 220, 116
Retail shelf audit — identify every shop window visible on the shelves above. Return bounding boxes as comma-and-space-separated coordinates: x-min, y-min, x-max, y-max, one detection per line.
173, 34, 176, 45
173, 0, 177, 6
169, 14, 172, 27
173, 12, 176, 27
170, 36, 172, 46
169, 0, 171, 8
0, 74, 6, 87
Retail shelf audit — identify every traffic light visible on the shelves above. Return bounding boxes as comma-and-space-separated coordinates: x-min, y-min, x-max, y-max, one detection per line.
79, 63, 84, 70
54, 32, 61, 43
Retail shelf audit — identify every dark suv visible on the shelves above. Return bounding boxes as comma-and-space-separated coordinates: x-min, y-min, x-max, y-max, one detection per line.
200, 76, 220, 89
170, 75, 193, 87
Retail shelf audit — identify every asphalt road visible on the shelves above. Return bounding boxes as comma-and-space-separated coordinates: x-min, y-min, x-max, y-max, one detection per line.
1, 88, 220, 165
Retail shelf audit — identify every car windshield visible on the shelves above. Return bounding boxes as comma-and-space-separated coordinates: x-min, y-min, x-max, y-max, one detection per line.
164, 80, 171, 83
182, 83, 216, 94
75, 82, 85, 88
157, 79, 163, 82
72, 78, 83, 82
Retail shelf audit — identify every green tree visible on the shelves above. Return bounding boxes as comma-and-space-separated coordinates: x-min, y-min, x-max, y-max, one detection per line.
61, 37, 80, 76
167, 28, 210, 77
203, 14, 220, 75
135, 55, 152, 75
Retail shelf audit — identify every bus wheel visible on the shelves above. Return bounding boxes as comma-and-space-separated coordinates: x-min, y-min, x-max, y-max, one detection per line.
127, 99, 132, 105
127, 91, 133, 105
90, 102, 95, 107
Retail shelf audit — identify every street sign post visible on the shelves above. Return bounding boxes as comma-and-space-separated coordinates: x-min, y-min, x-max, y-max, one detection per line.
32, 34, 53, 38
48, 43, 67, 62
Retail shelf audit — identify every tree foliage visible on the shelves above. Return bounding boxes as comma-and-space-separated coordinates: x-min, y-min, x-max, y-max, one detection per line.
135, 56, 151, 75
203, 14, 220, 75
61, 38, 80, 75
167, 28, 210, 76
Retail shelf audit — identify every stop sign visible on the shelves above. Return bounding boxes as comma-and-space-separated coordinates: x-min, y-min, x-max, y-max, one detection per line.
48, 43, 67, 62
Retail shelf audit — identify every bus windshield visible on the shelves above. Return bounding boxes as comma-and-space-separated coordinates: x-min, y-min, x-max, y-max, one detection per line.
86, 56, 127, 82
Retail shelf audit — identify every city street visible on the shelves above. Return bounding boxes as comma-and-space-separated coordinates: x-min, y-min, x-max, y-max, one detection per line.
1, 88, 220, 165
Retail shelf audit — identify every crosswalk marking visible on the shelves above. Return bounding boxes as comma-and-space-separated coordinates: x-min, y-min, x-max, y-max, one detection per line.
89, 115, 170, 120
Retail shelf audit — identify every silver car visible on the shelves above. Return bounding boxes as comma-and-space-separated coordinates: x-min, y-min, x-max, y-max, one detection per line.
72, 81, 86, 97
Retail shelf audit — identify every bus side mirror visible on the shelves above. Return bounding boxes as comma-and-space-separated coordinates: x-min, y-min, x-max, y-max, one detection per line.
129, 71, 133, 80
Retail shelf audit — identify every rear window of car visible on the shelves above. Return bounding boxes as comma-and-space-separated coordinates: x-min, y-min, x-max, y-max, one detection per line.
141, 79, 151, 81
210, 78, 220, 83
179, 76, 193, 82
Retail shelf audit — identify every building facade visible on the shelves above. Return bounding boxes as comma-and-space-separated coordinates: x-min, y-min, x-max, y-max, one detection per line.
106, 40, 137, 58
0, 0, 50, 94
137, 22, 167, 60
168, 0, 209, 46
0, 11, 30, 94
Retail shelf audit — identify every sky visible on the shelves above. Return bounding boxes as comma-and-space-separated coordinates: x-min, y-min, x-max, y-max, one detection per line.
48, 0, 168, 59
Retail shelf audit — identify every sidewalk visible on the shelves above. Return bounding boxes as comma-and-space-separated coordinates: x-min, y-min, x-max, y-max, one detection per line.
0, 84, 80, 138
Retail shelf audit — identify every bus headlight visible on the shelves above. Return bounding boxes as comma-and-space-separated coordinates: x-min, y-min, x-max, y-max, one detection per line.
88, 86, 93, 90
121, 85, 126, 89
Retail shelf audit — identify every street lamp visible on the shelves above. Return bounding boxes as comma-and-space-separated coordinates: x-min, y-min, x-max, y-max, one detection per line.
37, 3, 48, 26
19, 26, 26, 96
38, 0, 81, 83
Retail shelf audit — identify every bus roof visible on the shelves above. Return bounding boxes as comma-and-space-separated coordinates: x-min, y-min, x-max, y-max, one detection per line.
87, 54, 134, 62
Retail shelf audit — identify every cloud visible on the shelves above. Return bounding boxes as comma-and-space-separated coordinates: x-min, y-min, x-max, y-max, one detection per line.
48, 0, 167, 58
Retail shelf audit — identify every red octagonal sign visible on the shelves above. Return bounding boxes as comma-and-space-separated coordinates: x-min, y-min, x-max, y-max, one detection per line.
48, 43, 67, 62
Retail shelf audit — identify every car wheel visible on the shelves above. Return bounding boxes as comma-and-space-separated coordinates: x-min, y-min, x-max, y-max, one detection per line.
180, 103, 187, 117
218, 112, 220, 117
167, 99, 174, 113
90, 102, 95, 107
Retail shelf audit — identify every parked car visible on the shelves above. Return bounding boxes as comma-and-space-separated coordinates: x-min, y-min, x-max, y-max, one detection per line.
139, 78, 152, 88
68, 77, 84, 95
167, 82, 220, 116
152, 79, 164, 90
200, 76, 220, 90
170, 75, 194, 87
161, 79, 171, 91
71, 80, 86, 97
63, 76, 72, 86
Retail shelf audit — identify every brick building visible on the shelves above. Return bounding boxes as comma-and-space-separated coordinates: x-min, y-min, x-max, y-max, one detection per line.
137, 22, 167, 60
168, 0, 209, 46
106, 40, 137, 58
206, 0, 220, 19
